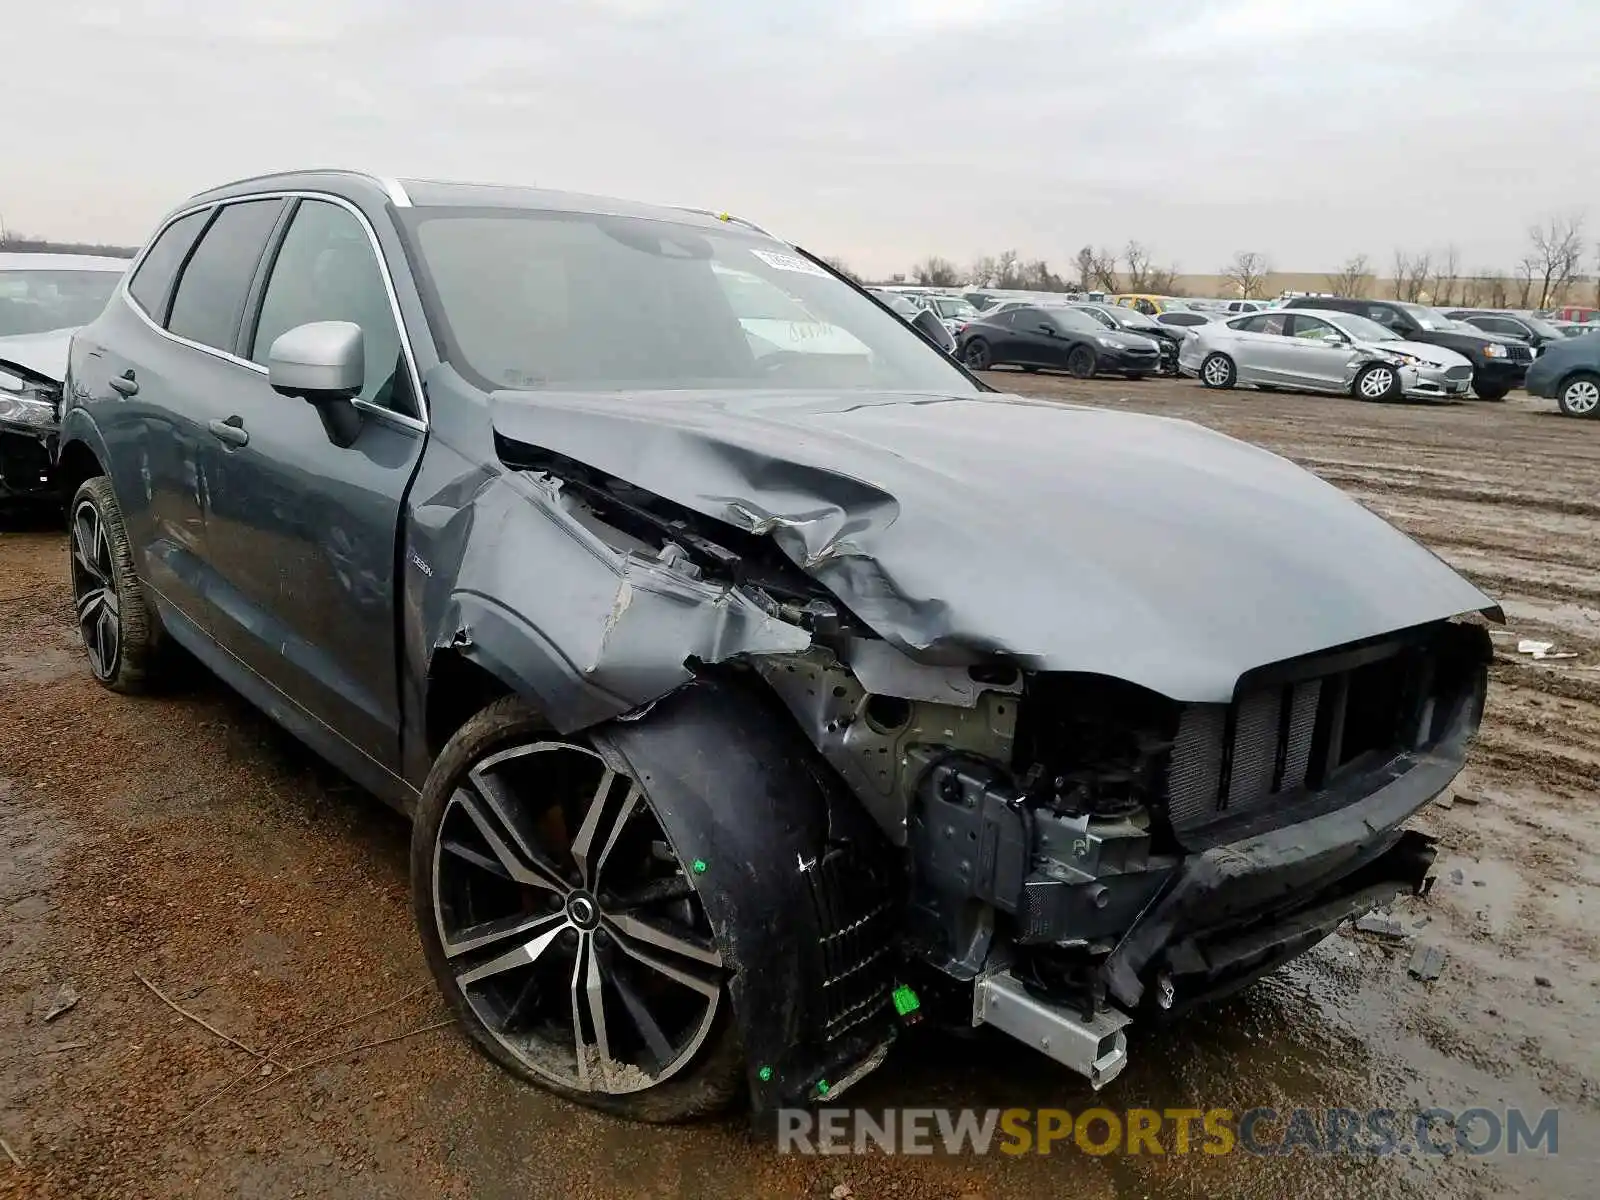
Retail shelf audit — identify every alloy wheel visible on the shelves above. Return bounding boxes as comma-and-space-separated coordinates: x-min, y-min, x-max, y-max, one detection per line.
1067, 347, 1096, 378
1360, 367, 1396, 399
1562, 379, 1599, 415
1202, 355, 1232, 386
431, 740, 722, 1095
69, 497, 121, 681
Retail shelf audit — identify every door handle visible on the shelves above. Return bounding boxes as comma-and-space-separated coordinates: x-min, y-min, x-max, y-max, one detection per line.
208, 416, 249, 448
108, 372, 138, 397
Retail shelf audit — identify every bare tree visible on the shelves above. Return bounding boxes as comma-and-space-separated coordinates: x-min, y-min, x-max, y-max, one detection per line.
1087, 246, 1119, 292
1222, 250, 1271, 299
912, 256, 961, 287
1019, 259, 1067, 291
1145, 264, 1181, 294
1429, 245, 1461, 308
1514, 256, 1537, 308
969, 250, 1024, 289
1467, 269, 1510, 309
819, 255, 858, 282
1073, 246, 1096, 291
1391, 249, 1432, 301
1326, 254, 1371, 298
1525, 214, 1585, 309
1123, 241, 1154, 290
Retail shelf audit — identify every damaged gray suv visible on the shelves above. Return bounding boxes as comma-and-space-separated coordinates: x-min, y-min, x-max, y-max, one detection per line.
58, 171, 1497, 1121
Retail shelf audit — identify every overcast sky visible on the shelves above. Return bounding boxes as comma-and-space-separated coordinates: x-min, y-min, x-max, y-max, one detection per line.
9, 0, 1597, 277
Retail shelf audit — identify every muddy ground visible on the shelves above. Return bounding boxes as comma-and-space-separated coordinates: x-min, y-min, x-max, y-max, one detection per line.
1, 376, 1596, 1199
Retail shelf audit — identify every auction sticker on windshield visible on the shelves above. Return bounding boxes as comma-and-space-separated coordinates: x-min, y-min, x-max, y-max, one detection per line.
750, 249, 831, 277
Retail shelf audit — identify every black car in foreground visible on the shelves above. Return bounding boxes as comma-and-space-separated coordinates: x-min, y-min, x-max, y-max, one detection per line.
1523, 327, 1600, 417
957, 304, 1164, 377
1284, 298, 1531, 400
59, 170, 1496, 1122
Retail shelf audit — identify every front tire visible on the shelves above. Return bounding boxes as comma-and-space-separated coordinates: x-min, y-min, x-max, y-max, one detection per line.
1557, 372, 1600, 418
411, 696, 744, 1122
1066, 345, 1097, 379
1354, 362, 1402, 402
1474, 381, 1510, 402
68, 476, 157, 693
1200, 353, 1237, 389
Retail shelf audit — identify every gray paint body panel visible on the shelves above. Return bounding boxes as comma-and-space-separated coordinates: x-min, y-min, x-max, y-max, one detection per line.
486, 387, 1495, 704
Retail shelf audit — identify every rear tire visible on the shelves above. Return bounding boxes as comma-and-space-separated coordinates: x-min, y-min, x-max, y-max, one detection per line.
1066, 346, 1097, 379
67, 476, 159, 694
1199, 353, 1237, 389
1557, 372, 1600, 418
1353, 362, 1402, 402
412, 696, 744, 1123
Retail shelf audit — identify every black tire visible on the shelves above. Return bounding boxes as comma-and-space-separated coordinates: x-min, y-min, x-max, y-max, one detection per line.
1066, 345, 1097, 379
962, 339, 991, 370
1474, 381, 1510, 402
1556, 372, 1600, 418
67, 476, 158, 693
1021, 364, 1040, 373
411, 695, 744, 1123
1125, 372, 1150, 381
1199, 353, 1237, 390
1353, 362, 1403, 403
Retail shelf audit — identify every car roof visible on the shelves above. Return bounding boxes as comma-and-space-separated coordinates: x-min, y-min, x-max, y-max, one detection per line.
186, 169, 773, 238
0, 252, 131, 273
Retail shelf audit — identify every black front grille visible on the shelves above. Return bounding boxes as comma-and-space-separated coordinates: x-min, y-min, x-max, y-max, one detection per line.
1164, 639, 1431, 838
802, 846, 896, 1043
1508, 345, 1534, 362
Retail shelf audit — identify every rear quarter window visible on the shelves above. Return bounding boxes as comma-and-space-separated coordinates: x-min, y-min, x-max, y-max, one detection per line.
126, 210, 209, 320
165, 200, 286, 353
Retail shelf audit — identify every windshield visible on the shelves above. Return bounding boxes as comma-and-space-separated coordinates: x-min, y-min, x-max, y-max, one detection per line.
1322, 313, 1401, 342
0, 269, 122, 336
1396, 303, 1453, 332
929, 296, 976, 319
1102, 307, 1161, 331
402, 209, 976, 393
870, 291, 921, 319
1516, 314, 1565, 339
1050, 309, 1108, 334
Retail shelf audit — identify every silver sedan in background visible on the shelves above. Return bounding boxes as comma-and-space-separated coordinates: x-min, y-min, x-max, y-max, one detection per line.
1178, 308, 1476, 401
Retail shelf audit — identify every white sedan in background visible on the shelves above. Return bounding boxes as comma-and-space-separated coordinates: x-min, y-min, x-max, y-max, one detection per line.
1178, 308, 1476, 402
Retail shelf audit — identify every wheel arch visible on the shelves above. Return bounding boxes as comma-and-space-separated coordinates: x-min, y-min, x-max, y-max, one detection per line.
56, 430, 108, 504
596, 674, 900, 1117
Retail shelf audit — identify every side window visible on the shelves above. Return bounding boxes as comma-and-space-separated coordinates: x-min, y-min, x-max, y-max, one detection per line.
1476, 317, 1520, 336
1239, 313, 1287, 335
127, 210, 209, 320
1287, 315, 1342, 342
166, 200, 285, 353
1365, 304, 1405, 332
988, 310, 1016, 329
250, 200, 405, 410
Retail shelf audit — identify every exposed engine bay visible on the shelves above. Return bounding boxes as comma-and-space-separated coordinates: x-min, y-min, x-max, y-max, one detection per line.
489, 440, 1491, 1096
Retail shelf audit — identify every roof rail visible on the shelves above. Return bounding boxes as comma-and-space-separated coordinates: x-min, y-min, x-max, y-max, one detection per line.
189, 169, 410, 207
674, 207, 772, 237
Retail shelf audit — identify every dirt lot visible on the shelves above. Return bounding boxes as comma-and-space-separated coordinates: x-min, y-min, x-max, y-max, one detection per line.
1, 376, 1596, 1199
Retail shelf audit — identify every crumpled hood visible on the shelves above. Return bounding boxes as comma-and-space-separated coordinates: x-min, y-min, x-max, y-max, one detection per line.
0, 327, 73, 384
1365, 338, 1472, 368
488, 388, 1496, 702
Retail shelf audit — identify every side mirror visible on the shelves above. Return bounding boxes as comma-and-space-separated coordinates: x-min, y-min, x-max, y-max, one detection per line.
268, 321, 364, 402
1037, 323, 1056, 335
